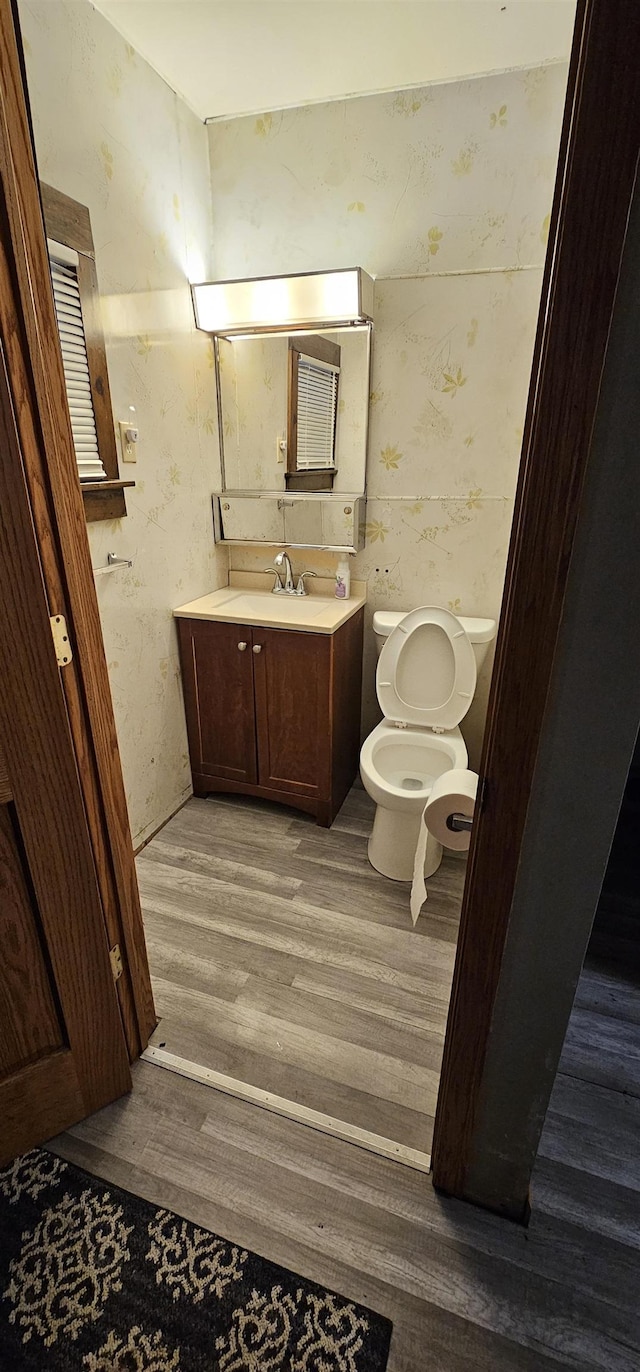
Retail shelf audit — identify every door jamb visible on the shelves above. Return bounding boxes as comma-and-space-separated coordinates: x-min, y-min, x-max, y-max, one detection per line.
432, 0, 640, 1202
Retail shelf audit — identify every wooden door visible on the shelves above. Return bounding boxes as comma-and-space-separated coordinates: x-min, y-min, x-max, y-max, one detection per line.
178, 619, 257, 786
253, 627, 331, 798
0, 349, 131, 1166
0, 0, 155, 1076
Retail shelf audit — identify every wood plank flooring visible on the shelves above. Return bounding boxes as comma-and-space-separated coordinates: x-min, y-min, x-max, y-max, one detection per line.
45, 786, 640, 1370
40, 776, 640, 1369
137, 788, 465, 1154
47, 946, 640, 1371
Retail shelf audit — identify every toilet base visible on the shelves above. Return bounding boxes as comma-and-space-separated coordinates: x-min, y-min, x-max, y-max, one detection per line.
367, 805, 443, 882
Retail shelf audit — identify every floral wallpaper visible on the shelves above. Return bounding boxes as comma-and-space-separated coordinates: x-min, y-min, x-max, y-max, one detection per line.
208, 64, 568, 764
207, 65, 566, 280
20, 0, 227, 847
18, 0, 569, 832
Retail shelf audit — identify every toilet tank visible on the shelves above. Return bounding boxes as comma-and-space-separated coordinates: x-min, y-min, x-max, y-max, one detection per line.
372, 608, 497, 672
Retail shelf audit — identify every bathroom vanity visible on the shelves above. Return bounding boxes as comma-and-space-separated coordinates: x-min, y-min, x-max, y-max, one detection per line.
179, 267, 371, 824
175, 580, 365, 826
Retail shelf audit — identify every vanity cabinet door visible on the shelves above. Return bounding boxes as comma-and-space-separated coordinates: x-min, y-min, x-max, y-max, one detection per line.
252, 628, 332, 799
178, 619, 257, 786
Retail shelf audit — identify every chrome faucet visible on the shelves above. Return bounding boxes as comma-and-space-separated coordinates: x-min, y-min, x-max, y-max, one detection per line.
267, 551, 317, 596
274, 550, 295, 593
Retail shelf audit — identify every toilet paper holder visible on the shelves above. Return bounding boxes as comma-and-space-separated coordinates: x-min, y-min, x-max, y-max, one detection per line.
447, 812, 473, 833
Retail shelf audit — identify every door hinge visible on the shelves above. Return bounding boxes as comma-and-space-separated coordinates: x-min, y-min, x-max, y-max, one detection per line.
478, 775, 488, 811
50, 614, 72, 667
109, 944, 123, 982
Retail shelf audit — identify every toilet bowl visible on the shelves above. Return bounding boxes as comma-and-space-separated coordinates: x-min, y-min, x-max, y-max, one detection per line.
361, 719, 469, 880
359, 606, 496, 880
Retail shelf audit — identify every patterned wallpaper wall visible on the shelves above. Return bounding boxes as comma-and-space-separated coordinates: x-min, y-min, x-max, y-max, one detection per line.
20, 0, 228, 847
208, 65, 568, 761
18, 0, 569, 843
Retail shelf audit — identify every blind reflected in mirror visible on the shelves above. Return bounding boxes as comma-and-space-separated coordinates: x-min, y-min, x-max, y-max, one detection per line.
288, 335, 340, 492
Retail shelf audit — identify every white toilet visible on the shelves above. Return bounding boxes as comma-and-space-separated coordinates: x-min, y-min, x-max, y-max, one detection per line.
360, 606, 496, 881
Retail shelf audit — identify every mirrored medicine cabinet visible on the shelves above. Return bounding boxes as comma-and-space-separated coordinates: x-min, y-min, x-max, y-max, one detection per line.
192, 268, 374, 551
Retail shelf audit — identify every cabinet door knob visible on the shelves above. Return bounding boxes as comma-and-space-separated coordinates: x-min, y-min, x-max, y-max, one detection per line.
252, 643, 262, 654
238, 641, 247, 651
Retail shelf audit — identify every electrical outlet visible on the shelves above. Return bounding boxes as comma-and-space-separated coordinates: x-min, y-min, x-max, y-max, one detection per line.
118, 419, 138, 463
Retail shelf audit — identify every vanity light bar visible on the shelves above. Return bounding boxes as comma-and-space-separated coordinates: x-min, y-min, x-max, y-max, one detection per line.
229, 324, 371, 341
191, 267, 374, 336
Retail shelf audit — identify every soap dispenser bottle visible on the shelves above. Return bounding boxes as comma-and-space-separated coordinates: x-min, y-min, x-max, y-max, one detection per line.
335, 556, 351, 600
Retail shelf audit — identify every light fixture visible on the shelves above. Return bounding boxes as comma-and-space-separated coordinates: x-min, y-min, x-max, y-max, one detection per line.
191, 267, 374, 336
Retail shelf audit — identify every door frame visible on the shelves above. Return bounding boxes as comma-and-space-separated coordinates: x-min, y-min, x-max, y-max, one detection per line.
0, 0, 155, 1058
4, 0, 639, 1199
432, 0, 640, 1197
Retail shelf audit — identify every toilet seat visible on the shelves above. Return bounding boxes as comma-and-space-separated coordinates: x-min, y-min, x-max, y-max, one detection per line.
360, 720, 468, 811
376, 605, 477, 731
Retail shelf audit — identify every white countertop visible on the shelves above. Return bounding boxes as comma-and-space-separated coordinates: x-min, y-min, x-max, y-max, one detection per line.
174, 574, 366, 635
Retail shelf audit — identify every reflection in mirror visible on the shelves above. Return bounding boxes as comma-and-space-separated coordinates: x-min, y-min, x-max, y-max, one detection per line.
216, 494, 366, 552
216, 324, 371, 494
287, 335, 340, 491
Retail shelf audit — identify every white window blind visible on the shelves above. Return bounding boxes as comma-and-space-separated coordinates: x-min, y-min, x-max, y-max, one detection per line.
48, 243, 107, 482
296, 354, 339, 470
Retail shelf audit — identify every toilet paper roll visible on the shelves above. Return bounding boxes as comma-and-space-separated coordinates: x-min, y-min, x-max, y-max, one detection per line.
423, 769, 478, 851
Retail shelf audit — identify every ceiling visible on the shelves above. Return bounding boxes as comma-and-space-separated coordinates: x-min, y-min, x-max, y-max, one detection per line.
91, 0, 576, 123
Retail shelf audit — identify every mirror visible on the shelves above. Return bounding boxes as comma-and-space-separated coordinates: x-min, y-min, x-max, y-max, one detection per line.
216, 494, 366, 551
216, 324, 371, 495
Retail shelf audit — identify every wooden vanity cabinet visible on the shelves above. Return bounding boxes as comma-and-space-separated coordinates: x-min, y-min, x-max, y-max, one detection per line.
178, 619, 257, 785
177, 609, 364, 826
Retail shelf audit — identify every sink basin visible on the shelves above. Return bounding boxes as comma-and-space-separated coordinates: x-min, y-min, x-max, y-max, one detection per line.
223, 592, 333, 621
174, 583, 366, 635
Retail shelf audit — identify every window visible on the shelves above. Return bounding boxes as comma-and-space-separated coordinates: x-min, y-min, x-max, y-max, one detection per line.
296, 354, 339, 469
287, 335, 341, 492
48, 247, 105, 481
41, 182, 131, 522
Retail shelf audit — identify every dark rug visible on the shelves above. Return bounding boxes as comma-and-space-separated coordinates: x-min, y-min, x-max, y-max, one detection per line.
0, 1149, 391, 1370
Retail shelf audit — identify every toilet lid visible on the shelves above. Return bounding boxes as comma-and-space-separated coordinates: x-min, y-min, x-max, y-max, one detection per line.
376, 606, 477, 730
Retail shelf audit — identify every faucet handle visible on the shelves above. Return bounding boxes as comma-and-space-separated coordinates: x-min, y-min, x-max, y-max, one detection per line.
265, 566, 284, 592
295, 570, 316, 596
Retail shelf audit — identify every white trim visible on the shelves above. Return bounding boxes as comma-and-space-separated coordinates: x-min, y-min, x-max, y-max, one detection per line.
142, 1044, 432, 1175
378, 264, 544, 280
204, 58, 569, 125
